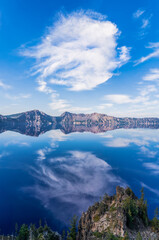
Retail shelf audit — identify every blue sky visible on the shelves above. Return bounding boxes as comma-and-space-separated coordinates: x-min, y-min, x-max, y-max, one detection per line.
0, 0, 159, 117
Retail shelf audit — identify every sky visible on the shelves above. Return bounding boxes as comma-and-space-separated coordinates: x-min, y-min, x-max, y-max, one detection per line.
0, 0, 159, 117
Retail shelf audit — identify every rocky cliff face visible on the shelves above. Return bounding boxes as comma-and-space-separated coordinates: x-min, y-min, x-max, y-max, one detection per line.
1, 110, 159, 136
77, 187, 159, 240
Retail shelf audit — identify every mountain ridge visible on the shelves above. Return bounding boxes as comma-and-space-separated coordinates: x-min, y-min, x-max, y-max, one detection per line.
1, 110, 159, 136
2, 109, 159, 119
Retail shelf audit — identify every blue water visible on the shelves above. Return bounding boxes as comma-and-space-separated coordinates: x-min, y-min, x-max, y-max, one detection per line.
0, 129, 159, 234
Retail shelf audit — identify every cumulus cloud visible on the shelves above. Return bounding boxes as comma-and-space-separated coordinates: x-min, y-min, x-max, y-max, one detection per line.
135, 42, 159, 65
21, 11, 130, 92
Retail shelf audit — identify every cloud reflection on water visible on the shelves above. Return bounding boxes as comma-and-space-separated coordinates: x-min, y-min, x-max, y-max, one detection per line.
26, 150, 125, 227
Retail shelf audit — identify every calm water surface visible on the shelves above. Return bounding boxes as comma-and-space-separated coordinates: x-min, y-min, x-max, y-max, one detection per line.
0, 129, 159, 234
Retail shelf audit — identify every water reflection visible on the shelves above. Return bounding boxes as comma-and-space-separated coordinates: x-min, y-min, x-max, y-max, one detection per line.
0, 127, 159, 234
25, 151, 124, 226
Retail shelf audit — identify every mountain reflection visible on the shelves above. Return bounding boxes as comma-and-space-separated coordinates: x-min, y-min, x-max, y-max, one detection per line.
1, 118, 159, 136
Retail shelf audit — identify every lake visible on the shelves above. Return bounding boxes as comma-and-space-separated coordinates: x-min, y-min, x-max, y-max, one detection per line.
0, 128, 159, 234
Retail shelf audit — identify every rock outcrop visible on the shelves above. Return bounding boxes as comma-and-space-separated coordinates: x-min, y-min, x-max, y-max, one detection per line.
77, 187, 159, 240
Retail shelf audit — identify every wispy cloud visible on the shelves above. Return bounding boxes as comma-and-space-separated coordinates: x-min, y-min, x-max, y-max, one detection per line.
141, 182, 159, 196
49, 90, 92, 113
143, 69, 159, 81
98, 81, 159, 117
5, 93, 31, 100
103, 94, 148, 105
135, 42, 159, 65
133, 9, 145, 19
140, 146, 157, 158
141, 18, 150, 29
0, 80, 11, 90
21, 10, 130, 92
143, 162, 159, 175
133, 9, 152, 37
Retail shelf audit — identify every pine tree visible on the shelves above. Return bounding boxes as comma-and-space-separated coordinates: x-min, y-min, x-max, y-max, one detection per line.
66, 215, 78, 240
138, 188, 148, 227
16, 224, 29, 240
151, 207, 159, 231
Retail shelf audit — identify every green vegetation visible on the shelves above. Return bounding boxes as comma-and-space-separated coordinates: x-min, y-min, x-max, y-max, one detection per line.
138, 188, 149, 227
150, 207, 159, 232
16, 224, 29, 240
123, 188, 149, 229
136, 232, 142, 240
93, 231, 104, 238
15, 222, 60, 240
66, 215, 78, 240
123, 196, 138, 229
93, 231, 123, 239
98, 201, 108, 215
93, 214, 100, 222
123, 232, 129, 240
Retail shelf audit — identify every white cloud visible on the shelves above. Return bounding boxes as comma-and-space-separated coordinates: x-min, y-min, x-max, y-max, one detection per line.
0, 80, 11, 90
140, 146, 157, 158
49, 91, 92, 113
104, 94, 132, 104
133, 9, 145, 19
105, 137, 132, 147
36, 148, 52, 161
97, 103, 113, 110
135, 42, 159, 65
103, 94, 148, 104
143, 69, 159, 82
141, 18, 150, 29
21, 11, 130, 92
104, 136, 150, 148
141, 182, 159, 196
49, 92, 70, 112
140, 84, 158, 96
5, 93, 31, 100
101, 82, 159, 112
143, 163, 159, 174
